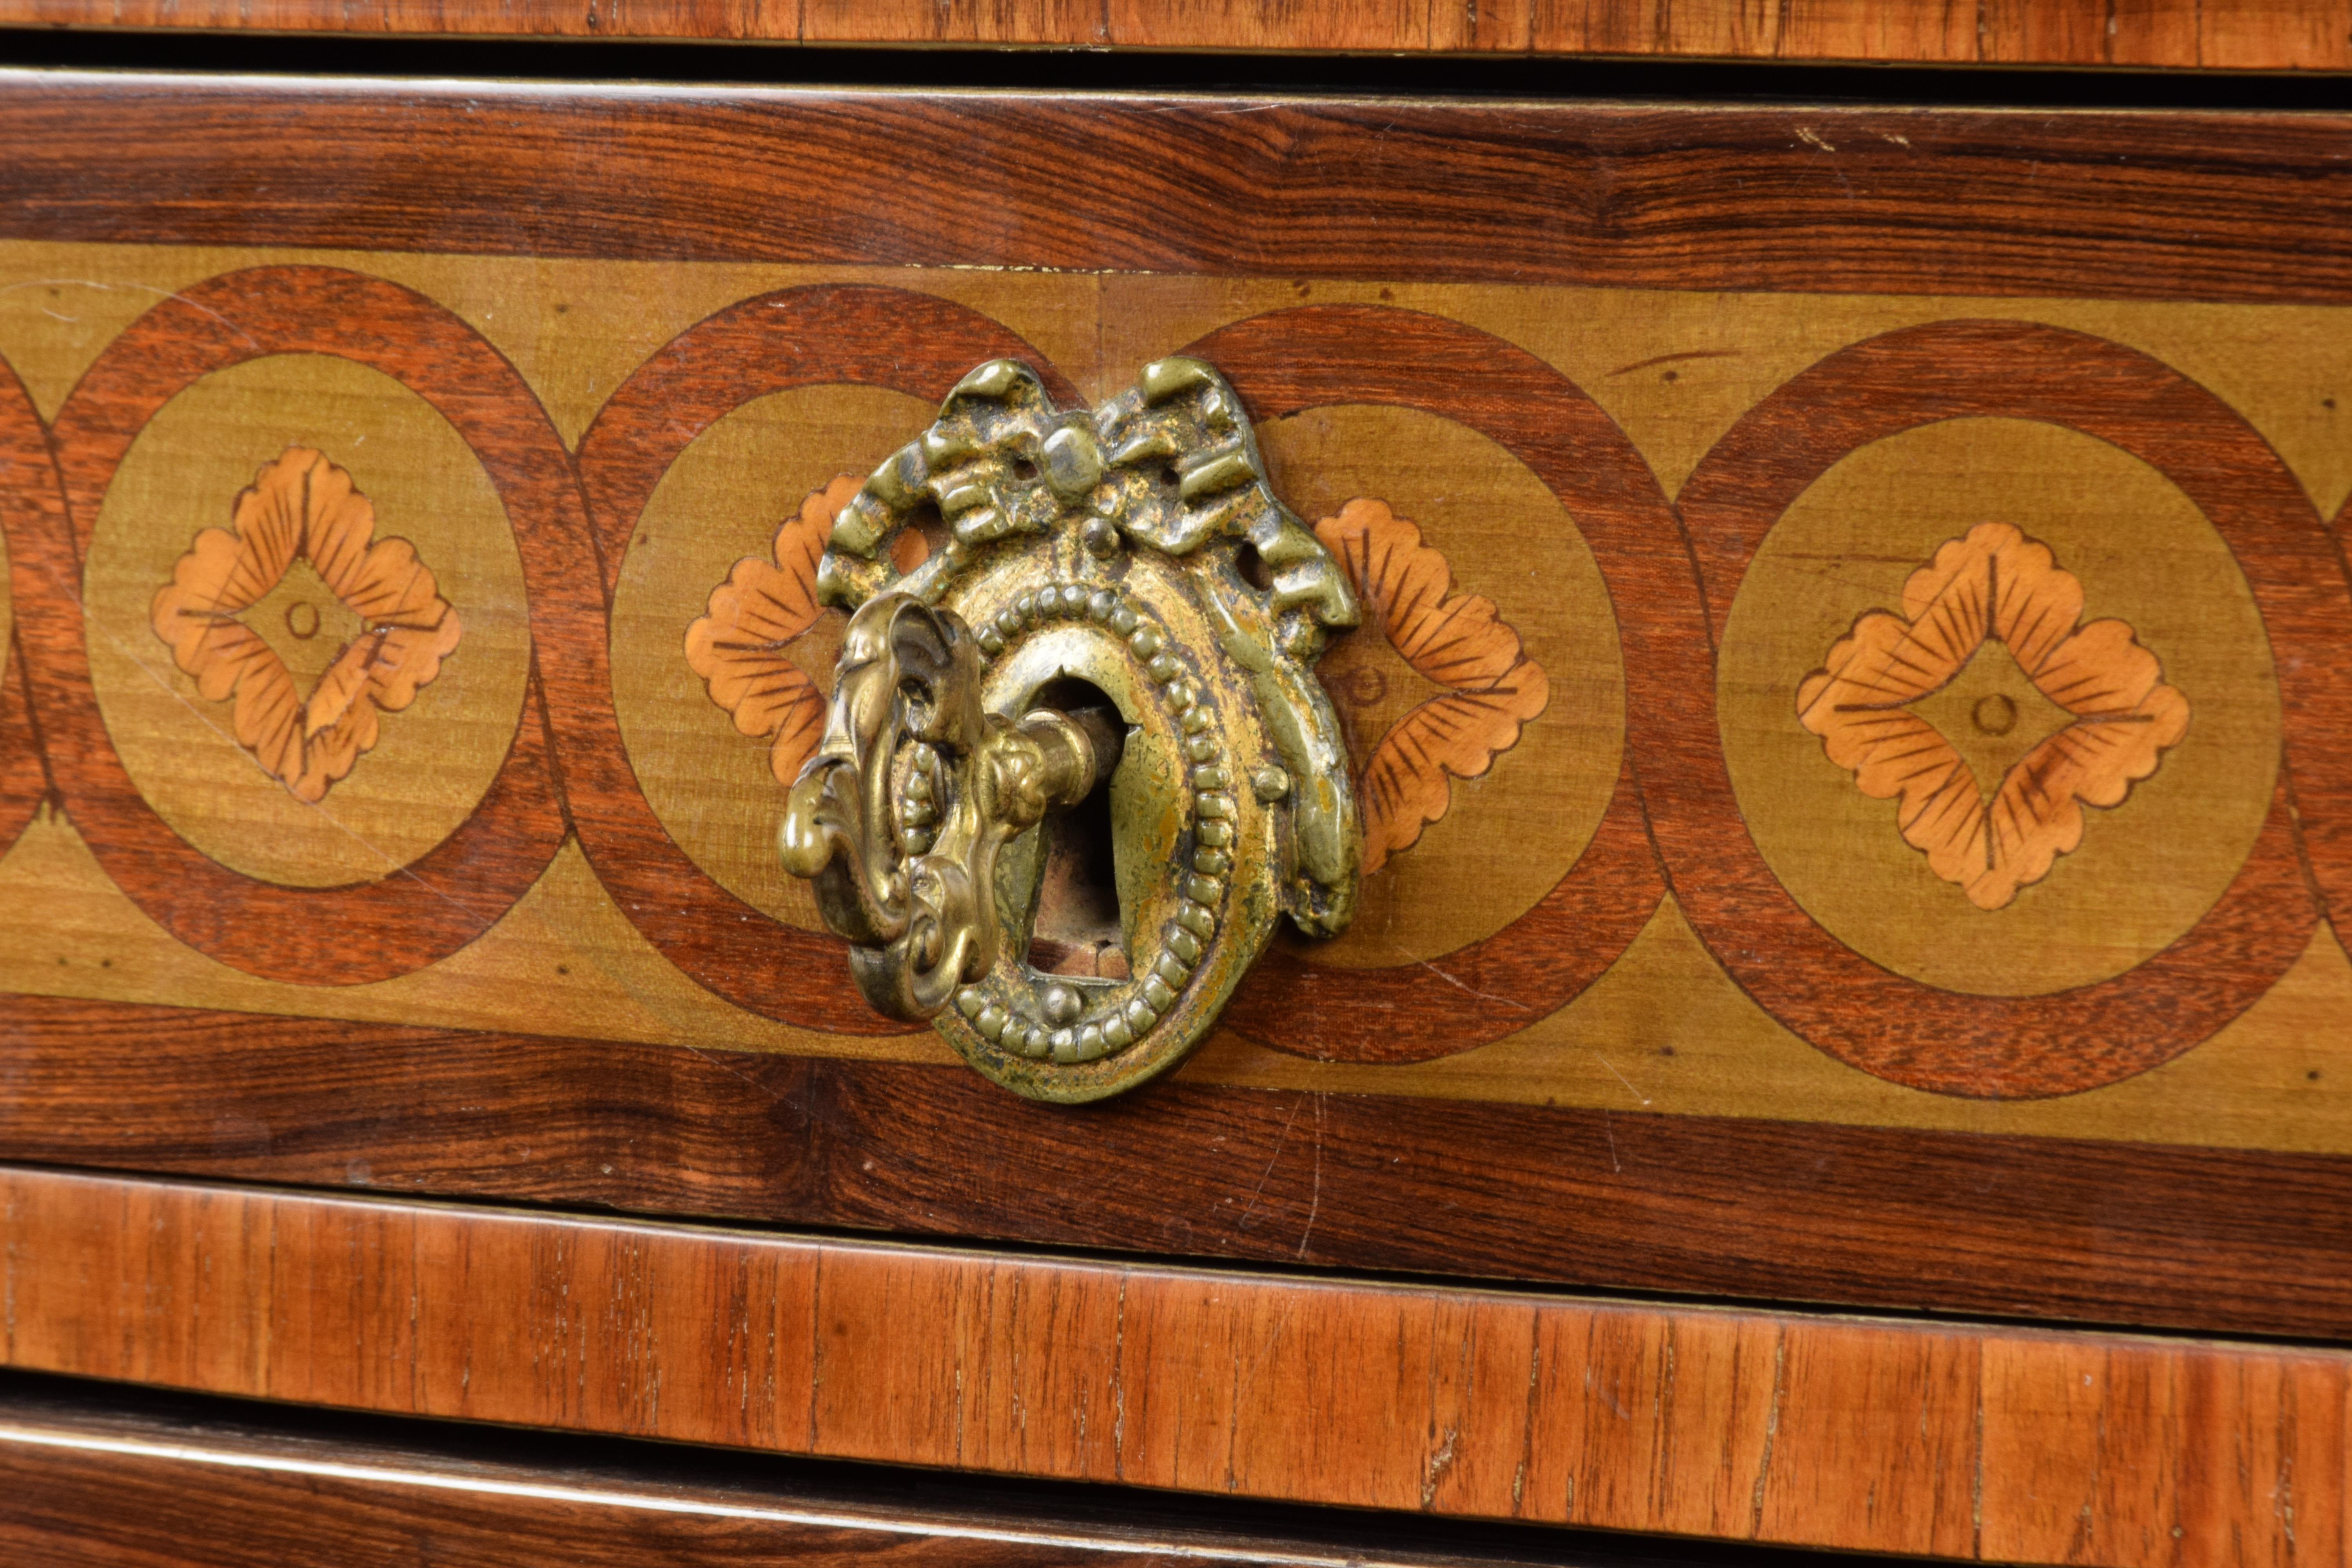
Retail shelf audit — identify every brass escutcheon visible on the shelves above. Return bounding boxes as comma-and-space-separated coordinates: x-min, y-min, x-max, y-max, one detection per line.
776, 357, 1361, 1101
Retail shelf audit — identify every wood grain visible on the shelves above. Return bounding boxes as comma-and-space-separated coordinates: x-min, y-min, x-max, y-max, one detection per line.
1200, 307, 1666, 1059
3, 76, 2346, 1568
0, 0, 2342, 71
568, 283, 1075, 1031
0, 1373, 1642, 1568
2, 1164, 2343, 1568
2, 80, 2350, 308
7, 245, 2350, 1146
2, 88, 2351, 1337
7, 268, 577, 987
1662, 317, 2338, 1096
2, 995, 2349, 1340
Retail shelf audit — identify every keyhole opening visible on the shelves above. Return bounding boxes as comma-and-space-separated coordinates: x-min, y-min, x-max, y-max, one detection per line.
1025, 677, 1130, 981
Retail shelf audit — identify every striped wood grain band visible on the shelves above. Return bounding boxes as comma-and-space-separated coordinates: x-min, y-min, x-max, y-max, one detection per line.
0, 1164, 2340, 1568
0, 0, 2336, 73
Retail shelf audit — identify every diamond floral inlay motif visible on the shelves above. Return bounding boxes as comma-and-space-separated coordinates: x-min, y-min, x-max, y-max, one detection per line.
1796, 521, 2190, 911
686, 475, 863, 786
1315, 499, 1551, 874
149, 446, 463, 803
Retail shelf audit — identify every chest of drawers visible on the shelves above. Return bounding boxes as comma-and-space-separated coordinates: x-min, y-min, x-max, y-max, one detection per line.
0, 49, 2348, 1568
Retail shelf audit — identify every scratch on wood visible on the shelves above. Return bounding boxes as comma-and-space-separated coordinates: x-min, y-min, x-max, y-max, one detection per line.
1515, 1327, 1543, 1517
805, 1245, 823, 1452
1234, 1092, 1305, 1234
1297, 1092, 1325, 1260
1750, 1328, 1787, 1539
1421, 1424, 1459, 1509
1111, 1274, 1127, 1483
1606, 348, 1744, 377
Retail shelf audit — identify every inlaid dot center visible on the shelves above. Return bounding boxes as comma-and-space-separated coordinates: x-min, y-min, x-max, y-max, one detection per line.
1972, 692, 2018, 736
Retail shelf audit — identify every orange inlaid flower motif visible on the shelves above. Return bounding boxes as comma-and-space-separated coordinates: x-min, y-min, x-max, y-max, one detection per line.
150, 447, 463, 804
1797, 521, 2190, 911
686, 475, 863, 787
1315, 499, 1552, 874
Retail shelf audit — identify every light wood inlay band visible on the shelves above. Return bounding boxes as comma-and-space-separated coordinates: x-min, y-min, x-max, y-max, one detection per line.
1, 1164, 2341, 1567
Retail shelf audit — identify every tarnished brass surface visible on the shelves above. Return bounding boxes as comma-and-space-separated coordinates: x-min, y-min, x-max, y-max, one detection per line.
777, 357, 1361, 1100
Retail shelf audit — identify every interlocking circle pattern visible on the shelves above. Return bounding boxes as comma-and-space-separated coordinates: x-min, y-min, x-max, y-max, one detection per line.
0, 269, 2343, 1097
1670, 321, 2336, 1097
15, 268, 572, 986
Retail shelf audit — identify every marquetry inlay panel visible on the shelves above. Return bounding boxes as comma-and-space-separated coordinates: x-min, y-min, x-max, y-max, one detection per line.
1, 244, 2347, 1151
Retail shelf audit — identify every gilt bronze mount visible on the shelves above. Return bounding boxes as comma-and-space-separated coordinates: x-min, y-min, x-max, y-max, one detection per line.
776, 357, 1361, 1101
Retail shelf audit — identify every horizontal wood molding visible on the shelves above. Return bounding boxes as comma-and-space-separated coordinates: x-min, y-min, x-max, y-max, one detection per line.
0, 1403, 1349, 1568
0, 1372, 1626, 1568
1, 78, 2348, 306
0, 0, 2343, 72
2, 996, 2348, 1340
1, 1165, 2344, 1568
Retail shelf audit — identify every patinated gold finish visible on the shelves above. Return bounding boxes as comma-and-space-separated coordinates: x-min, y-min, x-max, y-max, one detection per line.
779, 594, 1118, 1019
776, 356, 1361, 1100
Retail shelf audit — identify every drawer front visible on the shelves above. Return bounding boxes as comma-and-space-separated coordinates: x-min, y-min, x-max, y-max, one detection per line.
6, 1163, 2348, 1565
0, 77, 2348, 1338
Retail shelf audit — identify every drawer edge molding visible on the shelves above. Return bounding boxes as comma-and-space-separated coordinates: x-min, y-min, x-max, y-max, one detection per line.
1, 1163, 2343, 1568
0, 1370, 1628, 1568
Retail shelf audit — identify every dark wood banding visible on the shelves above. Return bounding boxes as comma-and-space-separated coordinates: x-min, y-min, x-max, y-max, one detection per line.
0, 995, 2347, 1339
0, 82, 2349, 306
0, 1370, 1653, 1568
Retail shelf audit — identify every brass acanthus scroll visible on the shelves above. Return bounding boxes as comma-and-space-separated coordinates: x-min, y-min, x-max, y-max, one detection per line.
775, 356, 1360, 1101
779, 595, 1119, 1019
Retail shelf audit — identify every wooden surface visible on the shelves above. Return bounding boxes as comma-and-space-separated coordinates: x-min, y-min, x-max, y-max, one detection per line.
0, 85, 2350, 1338
2, 1164, 2345, 1568
5, 252, 2341, 1103
4, 75, 2347, 1568
5, 995, 2352, 1341
0, 1372, 1657, 1568
5, 82, 2352, 306
0, 0, 2344, 71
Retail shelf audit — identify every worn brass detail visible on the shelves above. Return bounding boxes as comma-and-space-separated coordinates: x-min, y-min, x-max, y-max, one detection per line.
776, 357, 1361, 1100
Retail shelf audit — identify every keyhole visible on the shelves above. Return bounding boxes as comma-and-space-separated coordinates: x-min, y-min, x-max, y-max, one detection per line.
1025, 677, 1130, 981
